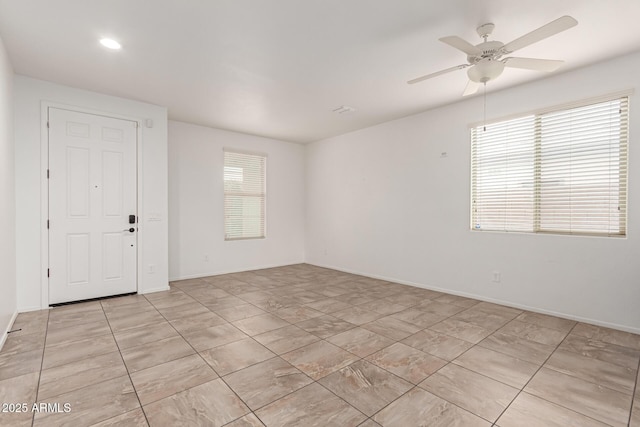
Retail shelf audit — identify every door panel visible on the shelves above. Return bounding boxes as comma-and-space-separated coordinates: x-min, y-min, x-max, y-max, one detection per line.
103, 232, 124, 280
67, 234, 90, 285
49, 108, 137, 304
102, 151, 123, 217
66, 147, 90, 217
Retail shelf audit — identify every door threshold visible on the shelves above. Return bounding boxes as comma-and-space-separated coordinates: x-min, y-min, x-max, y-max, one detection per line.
49, 292, 138, 308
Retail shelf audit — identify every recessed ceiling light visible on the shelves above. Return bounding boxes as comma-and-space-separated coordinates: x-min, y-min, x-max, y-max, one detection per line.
99, 38, 121, 50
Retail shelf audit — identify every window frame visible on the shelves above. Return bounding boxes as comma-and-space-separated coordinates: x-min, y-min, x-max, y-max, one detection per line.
470, 91, 630, 238
223, 148, 267, 241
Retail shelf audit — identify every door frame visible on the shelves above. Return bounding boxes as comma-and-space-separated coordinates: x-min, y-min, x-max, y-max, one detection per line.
40, 102, 144, 308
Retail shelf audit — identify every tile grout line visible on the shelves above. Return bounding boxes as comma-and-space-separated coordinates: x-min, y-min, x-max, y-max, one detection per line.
195, 270, 536, 422
159, 279, 376, 424
418, 315, 537, 394
403, 349, 498, 424
485, 324, 574, 426
145, 291, 268, 426
300, 300, 604, 424
218, 285, 527, 424
30, 308, 51, 427
360, 317, 513, 426
211, 312, 373, 423
491, 322, 578, 424
486, 321, 615, 427
100, 299, 152, 427
628, 354, 640, 426
26, 313, 119, 385
196, 305, 369, 425
278, 303, 487, 424
415, 308, 634, 390
364, 302, 524, 417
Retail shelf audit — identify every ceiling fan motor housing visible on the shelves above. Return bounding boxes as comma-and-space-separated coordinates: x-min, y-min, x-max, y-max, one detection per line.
467, 40, 505, 64
466, 37, 506, 83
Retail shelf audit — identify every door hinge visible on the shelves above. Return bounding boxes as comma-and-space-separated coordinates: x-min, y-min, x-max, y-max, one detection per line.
47, 219, 49, 229
47, 169, 50, 179
47, 121, 50, 129
47, 269, 50, 278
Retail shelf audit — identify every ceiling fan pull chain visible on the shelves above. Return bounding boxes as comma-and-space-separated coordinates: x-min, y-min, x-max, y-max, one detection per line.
483, 83, 487, 132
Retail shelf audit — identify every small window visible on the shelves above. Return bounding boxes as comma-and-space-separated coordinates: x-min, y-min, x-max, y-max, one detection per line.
223, 149, 266, 240
471, 96, 628, 237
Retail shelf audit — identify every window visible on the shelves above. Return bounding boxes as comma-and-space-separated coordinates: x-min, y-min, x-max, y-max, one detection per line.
471, 95, 628, 236
223, 149, 266, 240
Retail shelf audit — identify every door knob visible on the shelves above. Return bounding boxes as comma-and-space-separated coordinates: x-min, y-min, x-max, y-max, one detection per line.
123, 228, 135, 233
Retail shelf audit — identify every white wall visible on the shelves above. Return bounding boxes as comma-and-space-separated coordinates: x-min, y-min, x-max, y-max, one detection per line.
168, 121, 305, 280
0, 36, 16, 347
306, 51, 640, 333
14, 76, 169, 311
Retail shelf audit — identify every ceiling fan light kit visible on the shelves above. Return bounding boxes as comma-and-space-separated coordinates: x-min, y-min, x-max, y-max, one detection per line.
467, 59, 505, 83
408, 15, 578, 96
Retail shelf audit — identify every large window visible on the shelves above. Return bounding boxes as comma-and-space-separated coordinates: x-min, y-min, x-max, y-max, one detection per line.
471, 95, 628, 236
223, 149, 266, 240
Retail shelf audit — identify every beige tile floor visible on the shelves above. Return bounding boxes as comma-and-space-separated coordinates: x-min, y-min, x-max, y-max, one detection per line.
1, 264, 639, 426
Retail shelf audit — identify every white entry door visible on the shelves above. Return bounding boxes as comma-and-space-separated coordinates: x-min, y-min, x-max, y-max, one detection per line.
48, 108, 138, 304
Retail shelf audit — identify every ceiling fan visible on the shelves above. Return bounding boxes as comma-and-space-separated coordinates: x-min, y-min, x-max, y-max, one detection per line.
408, 16, 578, 96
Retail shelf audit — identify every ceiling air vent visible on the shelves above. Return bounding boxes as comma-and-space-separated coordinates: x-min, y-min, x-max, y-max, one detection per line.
332, 105, 355, 114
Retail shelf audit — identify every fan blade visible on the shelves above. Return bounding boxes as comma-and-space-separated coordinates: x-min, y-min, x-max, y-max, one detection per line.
439, 36, 482, 56
504, 57, 564, 72
463, 80, 481, 96
407, 64, 469, 84
502, 16, 577, 53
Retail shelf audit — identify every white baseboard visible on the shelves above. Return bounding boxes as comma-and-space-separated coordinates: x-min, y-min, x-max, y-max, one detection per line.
141, 286, 171, 295
168, 260, 305, 282
17, 306, 44, 313
307, 261, 640, 335
0, 311, 19, 352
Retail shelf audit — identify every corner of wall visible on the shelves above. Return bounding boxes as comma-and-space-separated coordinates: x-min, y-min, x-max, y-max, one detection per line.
0, 311, 18, 352
0, 33, 17, 348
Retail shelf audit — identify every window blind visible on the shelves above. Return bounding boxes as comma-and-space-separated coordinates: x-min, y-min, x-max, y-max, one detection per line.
471, 96, 628, 237
471, 115, 536, 232
223, 150, 266, 240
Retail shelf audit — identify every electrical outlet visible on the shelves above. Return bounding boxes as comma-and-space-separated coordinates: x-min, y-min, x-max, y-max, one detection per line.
204, 254, 210, 262
492, 271, 501, 283
148, 264, 155, 274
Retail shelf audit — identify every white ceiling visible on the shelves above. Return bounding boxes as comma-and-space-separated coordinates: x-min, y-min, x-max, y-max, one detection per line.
1, 1, 639, 143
